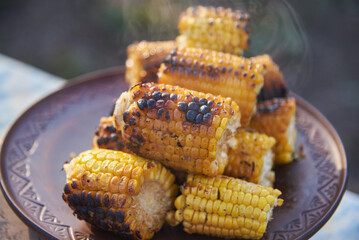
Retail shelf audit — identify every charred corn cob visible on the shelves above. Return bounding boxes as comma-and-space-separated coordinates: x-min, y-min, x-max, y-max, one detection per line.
125, 41, 176, 86
250, 98, 296, 164
158, 47, 264, 126
93, 116, 130, 153
254, 54, 288, 101
177, 6, 251, 55
113, 82, 241, 177
224, 130, 276, 187
63, 149, 178, 240
172, 174, 283, 239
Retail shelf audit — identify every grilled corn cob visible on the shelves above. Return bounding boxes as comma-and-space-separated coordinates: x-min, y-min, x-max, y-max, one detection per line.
177, 6, 251, 55
113, 82, 241, 177
224, 130, 276, 187
250, 98, 296, 164
93, 116, 130, 153
158, 47, 264, 126
62, 149, 178, 240
254, 54, 288, 102
125, 41, 176, 86
172, 174, 283, 239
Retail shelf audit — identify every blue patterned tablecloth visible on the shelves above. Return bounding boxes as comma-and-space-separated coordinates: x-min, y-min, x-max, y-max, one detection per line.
0, 53, 358, 239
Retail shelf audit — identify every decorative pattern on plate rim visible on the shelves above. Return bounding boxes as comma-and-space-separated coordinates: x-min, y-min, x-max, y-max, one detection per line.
269, 108, 339, 240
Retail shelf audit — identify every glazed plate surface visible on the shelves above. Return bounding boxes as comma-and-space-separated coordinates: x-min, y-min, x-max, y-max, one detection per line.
0, 68, 347, 240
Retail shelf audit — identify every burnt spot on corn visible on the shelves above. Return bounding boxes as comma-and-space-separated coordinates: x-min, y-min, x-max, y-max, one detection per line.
71, 180, 79, 189
64, 183, 71, 194
123, 111, 130, 122
137, 99, 147, 111
186, 110, 197, 122
116, 210, 125, 223
178, 102, 188, 111
129, 117, 136, 126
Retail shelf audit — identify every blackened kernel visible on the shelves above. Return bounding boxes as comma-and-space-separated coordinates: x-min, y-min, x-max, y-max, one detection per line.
200, 71, 206, 77
122, 224, 130, 232
243, 72, 248, 77
161, 92, 170, 100
87, 192, 95, 208
165, 111, 170, 120
110, 133, 118, 141
116, 210, 125, 223
234, 70, 240, 76
250, 73, 255, 79
63, 183, 71, 194
95, 192, 102, 207
96, 138, 103, 146
195, 113, 203, 123
95, 127, 100, 136
152, 91, 161, 100
107, 208, 115, 221
102, 137, 110, 144
137, 99, 147, 110
188, 102, 199, 111
156, 99, 165, 108
129, 117, 136, 126
170, 93, 177, 101
147, 99, 156, 109
228, 67, 233, 73
203, 113, 212, 122
157, 108, 165, 117
193, 97, 199, 104
207, 65, 213, 72
163, 66, 170, 73
221, 67, 227, 74
217, 102, 223, 107
207, 100, 215, 107
193, 60, 199, 68
178, 102, 188, 111
199, 98, 208, 105
72, 193, 80, 206
193, 69, 199, 75
136, 230, 142, 239
116, 142, 125, 150
105, 125, 116, 133
199, 105, 210, 114
124, 124, 129, 131
239, 64, 245, 69
200, 63, 205, 69
186, 110, 197, 122
123, 111, 130, 122
95, 208, 106, 220
71, 180, 79, 189
136, 111, 141, 117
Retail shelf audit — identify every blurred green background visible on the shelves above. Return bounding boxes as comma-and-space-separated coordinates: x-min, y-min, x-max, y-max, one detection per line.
0, 0, 358, 192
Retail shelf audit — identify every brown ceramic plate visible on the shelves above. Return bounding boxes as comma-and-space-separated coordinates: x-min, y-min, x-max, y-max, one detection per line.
0, 67, 347, 240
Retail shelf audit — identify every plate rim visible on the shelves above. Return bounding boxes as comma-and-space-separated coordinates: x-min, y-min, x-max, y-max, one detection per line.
0, 67, 348, 240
